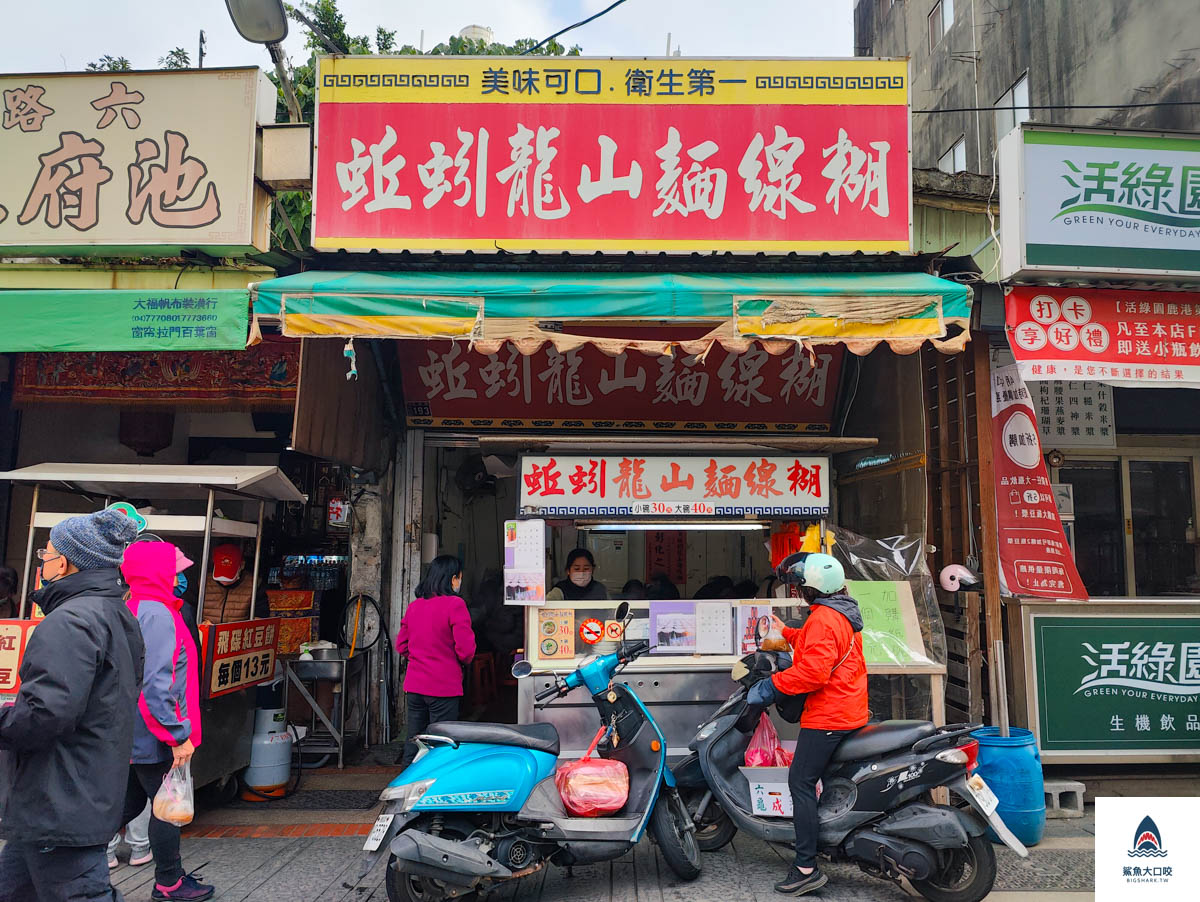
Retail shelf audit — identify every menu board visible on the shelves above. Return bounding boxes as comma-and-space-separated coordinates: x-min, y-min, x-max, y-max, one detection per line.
536, 609, 575, 660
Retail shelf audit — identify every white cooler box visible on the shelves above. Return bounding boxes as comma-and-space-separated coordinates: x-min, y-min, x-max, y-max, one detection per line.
739, 765, 792, 816
739, 740, 825, 818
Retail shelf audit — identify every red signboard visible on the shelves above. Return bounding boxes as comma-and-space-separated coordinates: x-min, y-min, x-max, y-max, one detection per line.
989, 362, 1087, 599
646, 530, 688, 585
398, 340, 843, 432
314, 57, 911, 254
0, 620, 37, 704
1006, 287, 1200, 387
203, 618, 280, 698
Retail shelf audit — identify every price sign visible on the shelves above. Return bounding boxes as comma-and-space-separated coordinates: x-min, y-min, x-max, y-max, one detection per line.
579, 618, 605, 646
204, 617, 281, 698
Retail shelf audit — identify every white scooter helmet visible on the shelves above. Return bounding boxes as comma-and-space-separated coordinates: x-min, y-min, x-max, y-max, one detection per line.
776, 552, 845, 597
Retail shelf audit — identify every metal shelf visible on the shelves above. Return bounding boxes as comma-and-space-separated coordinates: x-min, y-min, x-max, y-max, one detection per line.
32, 512, 258, 538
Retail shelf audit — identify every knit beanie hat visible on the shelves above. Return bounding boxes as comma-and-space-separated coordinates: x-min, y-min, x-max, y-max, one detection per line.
49, 509, 139, 571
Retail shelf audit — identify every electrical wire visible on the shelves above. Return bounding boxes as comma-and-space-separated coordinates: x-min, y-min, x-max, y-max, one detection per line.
521, 0, 631, 55
915, 100, 1200, 114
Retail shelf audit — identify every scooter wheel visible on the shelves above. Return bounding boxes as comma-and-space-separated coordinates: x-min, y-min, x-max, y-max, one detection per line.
385, 854, 479, 902
910, 833, 997, 902
649, 789, 702, 881
680, 787, 737, 852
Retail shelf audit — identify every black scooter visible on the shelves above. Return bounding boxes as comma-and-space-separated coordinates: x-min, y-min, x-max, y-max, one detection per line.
673, 649, 1028, 902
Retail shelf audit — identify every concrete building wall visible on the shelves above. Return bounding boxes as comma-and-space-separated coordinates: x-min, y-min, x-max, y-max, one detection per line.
856, 0, 1200, 173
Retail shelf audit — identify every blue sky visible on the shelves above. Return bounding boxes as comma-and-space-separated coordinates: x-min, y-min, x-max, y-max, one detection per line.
1, 1, 854, 73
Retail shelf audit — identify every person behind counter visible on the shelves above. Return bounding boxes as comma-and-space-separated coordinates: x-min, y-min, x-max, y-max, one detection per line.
395, 555, 477, 768
546, 548, 609, 601
0, 566, 18, 619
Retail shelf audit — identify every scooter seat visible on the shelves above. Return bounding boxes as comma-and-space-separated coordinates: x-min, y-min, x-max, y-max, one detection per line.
426, 721, 560, 756
831, 720, 936, 762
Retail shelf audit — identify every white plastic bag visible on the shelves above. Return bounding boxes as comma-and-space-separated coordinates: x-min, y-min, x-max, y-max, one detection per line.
153, 761, 194, 826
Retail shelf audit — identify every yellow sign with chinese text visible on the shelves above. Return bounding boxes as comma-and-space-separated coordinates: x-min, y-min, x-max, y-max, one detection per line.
317, 57, 908, 107
0, 67, 274, 254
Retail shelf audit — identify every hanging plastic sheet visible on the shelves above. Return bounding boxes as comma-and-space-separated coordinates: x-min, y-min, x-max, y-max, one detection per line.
827, 526, 948, 723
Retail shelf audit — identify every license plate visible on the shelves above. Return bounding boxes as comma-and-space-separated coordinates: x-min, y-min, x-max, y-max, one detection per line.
965, 774, 999, 816
363, 813, 395, 852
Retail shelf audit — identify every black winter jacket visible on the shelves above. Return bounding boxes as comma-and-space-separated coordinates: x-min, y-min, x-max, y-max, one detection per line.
0, 568, 145, 846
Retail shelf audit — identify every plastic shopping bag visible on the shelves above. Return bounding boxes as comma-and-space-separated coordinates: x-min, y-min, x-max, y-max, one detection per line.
745, 712, 783, 767
759, 616, 790, 652
555, 726, 630, 817
153, 761, 195, 827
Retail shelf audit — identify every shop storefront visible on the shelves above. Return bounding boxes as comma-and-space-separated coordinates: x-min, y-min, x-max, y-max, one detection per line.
251, 54, 979, 756
0, 67, 373, 782
989, 124, 1200, 763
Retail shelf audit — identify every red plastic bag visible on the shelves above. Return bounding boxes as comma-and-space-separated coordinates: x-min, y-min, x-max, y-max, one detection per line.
774, 745, 794, 767
555, 726, 630, 817
745, 712, 783, 767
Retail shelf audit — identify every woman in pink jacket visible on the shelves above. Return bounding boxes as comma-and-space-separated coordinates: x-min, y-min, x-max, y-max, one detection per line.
395, 555, 476, 767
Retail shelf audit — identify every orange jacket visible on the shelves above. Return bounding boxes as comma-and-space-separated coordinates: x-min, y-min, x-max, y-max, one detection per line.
770, 596, 869, 731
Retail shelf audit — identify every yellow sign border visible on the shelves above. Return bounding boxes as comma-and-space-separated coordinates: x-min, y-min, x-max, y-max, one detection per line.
317, 56, 908, 106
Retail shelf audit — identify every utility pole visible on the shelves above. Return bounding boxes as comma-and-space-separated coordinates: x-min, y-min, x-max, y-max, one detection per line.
268, 42, 304, 123
198, 30, 207, 69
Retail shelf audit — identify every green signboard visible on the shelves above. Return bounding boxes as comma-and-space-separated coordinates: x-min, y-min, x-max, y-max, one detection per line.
846, 580, 932, 667
1033, 615, 1200, 753
0, 289, 248, 352
1000, 125, 1200, 280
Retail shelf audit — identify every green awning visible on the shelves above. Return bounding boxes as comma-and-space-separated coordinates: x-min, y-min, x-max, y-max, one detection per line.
250, 270, 972, 353
0, 289, 250, 352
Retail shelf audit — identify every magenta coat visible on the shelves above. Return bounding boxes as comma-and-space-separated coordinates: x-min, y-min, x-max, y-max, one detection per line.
395, 595, 477, 697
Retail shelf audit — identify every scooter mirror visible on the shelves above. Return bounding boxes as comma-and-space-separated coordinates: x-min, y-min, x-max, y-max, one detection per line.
614, 601, 630, 621
511, 660, 534, 679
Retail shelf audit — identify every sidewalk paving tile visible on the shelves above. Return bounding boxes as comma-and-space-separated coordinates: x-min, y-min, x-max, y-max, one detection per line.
93, 822, 1099, 901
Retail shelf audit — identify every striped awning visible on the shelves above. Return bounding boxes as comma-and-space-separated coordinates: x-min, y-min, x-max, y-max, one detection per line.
249, 270, 972, 355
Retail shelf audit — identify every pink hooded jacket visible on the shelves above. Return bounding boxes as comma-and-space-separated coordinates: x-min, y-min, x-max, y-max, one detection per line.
121, 541, 202, 761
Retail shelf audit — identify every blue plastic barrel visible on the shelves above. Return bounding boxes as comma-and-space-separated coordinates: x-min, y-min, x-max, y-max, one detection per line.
970, 727, 1045, 847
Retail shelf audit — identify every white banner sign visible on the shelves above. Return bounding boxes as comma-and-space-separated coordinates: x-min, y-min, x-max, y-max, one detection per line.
1000, 125, 1200, 280
1033, 381, 1116, 448
519, 454, 830, 518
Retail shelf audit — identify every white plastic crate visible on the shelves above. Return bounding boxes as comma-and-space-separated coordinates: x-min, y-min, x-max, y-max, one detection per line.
739, 765, 792, 817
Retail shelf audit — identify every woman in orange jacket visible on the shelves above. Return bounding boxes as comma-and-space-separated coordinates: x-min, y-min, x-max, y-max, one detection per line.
747, 552, 868, 896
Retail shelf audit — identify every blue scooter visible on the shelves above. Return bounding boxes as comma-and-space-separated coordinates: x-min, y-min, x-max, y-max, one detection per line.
353, 603, 701, 901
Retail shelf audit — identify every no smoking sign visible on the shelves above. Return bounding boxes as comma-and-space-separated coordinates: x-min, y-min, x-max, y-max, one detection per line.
579, 618, 605, 645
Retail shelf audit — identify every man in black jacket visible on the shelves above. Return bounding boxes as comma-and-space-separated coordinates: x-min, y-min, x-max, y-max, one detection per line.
0, 509, 144, 902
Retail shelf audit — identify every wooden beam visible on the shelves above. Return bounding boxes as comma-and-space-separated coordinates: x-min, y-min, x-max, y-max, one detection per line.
936, 355, 954, 576
972, 337, 1006, 729
966, 590, 985, 723
955, 353, 974, 567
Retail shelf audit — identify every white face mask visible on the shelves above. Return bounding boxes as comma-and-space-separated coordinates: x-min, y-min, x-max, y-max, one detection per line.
569, 571, 592, 588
